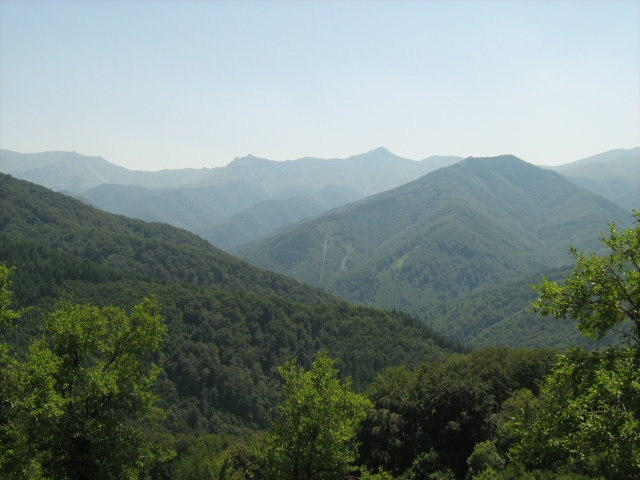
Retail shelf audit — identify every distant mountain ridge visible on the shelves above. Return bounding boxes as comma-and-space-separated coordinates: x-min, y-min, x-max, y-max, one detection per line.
553, 152, 640, 211
0, 149, 215, 191
545, 146, 640, 172
3, 147, 463, 248
4, 146, 637, 252
236, 155, 633, 316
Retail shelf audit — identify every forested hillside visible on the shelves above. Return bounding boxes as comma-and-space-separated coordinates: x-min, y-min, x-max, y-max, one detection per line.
2, 148, 464, 248
0, 173, 334, 304
0, 233, 463, 435
195, 185, 365, 250
237, 155, 632, 316
424, 266, 618, 350
559, 155, 640, 210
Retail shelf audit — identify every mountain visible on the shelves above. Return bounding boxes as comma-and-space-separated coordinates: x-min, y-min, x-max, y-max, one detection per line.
546, 146, 640, 173
558, 155, 640, 210
424, 266, 620, 351
236, 155, 633, 315
195, 184, 365, 250
0, 149, 215, 191
0, 173, 334, 304
68, 147, 463, 243
194, 148, 463, 197
0, 233, 463, 435
78, 179, 272, 230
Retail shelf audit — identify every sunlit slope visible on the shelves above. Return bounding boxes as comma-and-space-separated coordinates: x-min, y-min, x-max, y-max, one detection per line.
0, 233, 464, 433
237, 155, 632, 312
0, 173, 334, 304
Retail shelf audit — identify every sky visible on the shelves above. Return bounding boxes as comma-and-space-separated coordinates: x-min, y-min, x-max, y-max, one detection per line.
1, 1, 639, 171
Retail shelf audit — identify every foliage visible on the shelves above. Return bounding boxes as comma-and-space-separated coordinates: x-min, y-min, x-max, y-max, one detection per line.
531, 216, 640, 342
506, 214, 640, 478
0, 234, 462, 436
238, 156, 631, 317
466, 441, 505, 479
0, 173, 335, 305
1, 286, 170, 479
424, 266, 615, 351
263, 350, 372, 480
359, 347, 557, 479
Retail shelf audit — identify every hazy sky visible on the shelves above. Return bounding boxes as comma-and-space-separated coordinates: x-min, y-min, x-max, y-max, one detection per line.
1, 1, 639, 170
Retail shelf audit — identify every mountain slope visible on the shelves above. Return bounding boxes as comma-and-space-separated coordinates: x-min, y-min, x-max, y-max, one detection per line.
559, 155, 640, 210
196, 184, 365, 250
424, 266, 619, 350
0, 149, 214, 191
196, 148, 462, 197
0, 234, 463, 434
0, 173, 334, 304
237, 155, 633, 314
546, 146, 640, 173
80, 179, 273, 230
70, 147, 463, 234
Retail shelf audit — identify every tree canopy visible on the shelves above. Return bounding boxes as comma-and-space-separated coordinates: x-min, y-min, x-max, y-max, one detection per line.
264, 350, 372, 480
506, 213, 640, 478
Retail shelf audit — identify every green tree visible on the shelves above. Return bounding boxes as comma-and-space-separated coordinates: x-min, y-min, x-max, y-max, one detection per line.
263, 350, 373, 480
0, 264, 170, 479
507, 214, 640, 478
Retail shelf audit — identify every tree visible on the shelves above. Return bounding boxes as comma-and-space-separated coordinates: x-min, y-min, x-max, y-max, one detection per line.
0, 263, 170, 479
507, 214, 640, 478
263, 350, 373, 480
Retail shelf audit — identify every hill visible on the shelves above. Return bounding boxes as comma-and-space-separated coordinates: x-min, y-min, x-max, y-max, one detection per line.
558, 155, 640, 210
0, 233, 464, 434
195, 184, 365, 250
75, 148, 463, 237
79, 179, 273, 230
546, 146, 639, 173
0, 173, 335, 304
424, 266, 620, 351
0, 149, 214, 191
237, 155, 633, 315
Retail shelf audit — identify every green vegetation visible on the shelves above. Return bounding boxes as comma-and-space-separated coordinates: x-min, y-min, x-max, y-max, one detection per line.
0, 234, 462, 437
0, 266, 169, 479
1, 147, 462, 235
424, 266, 617, 350
2, 161, 639, 479
357, 347, 557, 478
506, 215, 640, 478
559, 155, 640, 211
238, 155, 632, 317
0, 173, 334, 305
263, 351, 372, 480
197, 185, 364, 251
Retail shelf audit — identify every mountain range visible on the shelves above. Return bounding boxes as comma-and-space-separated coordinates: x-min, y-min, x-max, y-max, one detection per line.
236, 155, 632, 318
2, 147, 637, 253
0, 148, 464, 244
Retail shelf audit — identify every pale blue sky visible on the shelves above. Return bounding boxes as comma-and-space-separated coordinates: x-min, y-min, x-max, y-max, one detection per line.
1, 1, 639, 170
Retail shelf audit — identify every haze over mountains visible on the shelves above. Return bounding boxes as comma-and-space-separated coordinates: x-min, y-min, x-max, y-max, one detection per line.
2, 146, 637, 254
1, 147, 464, 246
0, 147, 635, 359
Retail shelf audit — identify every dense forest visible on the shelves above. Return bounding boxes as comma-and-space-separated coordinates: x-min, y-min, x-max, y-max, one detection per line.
1, 173, 638, 479
237, 156, 631, 316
